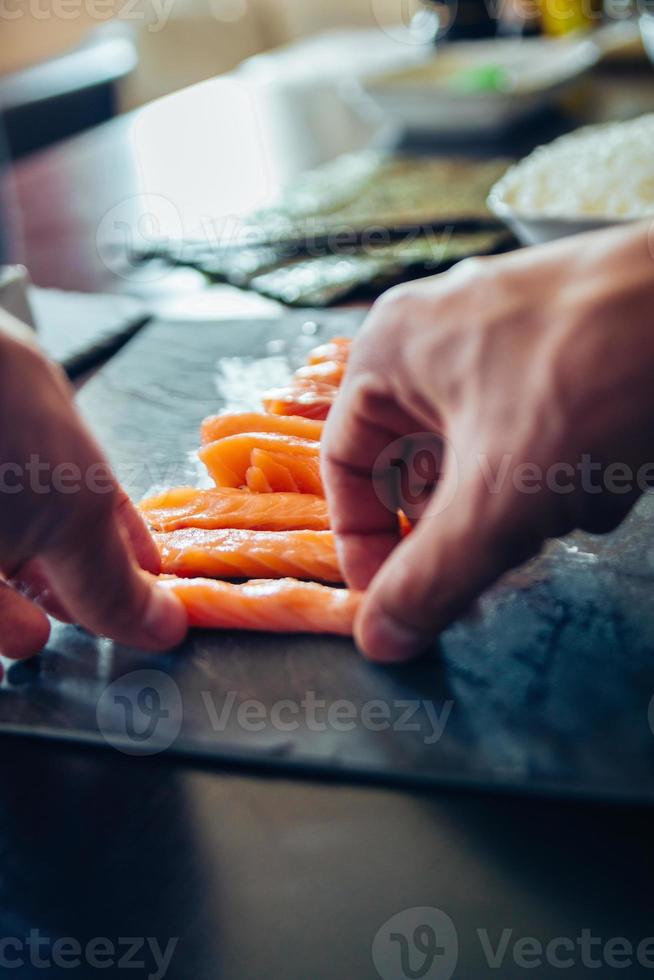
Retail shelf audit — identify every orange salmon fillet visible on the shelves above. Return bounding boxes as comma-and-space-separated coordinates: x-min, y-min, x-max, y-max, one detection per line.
140, 486, 329, 532
200, 433, 323, 494
161, 576, 360, 635
155, 527, 340, 582
252, 448, 323, 495
245, 453, 298, 492
262, 382, 338, 421
200, 412, 324, 446
294, 360, 345, 387
245, 466, 273, 493
307, 337, 352, 365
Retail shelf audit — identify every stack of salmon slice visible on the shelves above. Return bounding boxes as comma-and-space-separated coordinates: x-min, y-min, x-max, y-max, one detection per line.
261, 336, 350, 420
141, 336, 364, 637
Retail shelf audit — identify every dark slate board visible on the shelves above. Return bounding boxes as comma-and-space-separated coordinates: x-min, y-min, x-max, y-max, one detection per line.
3, 309, 654, 803
31, 287, 149, 377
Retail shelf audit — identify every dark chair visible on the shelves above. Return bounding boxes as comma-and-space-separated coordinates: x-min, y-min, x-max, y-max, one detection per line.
0, 24, 138, 159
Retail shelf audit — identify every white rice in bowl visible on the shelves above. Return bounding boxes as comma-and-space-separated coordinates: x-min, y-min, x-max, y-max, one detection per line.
491, 113, 654, 220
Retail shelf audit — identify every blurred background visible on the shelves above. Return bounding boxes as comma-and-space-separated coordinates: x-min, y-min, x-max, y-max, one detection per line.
1, 0, 427, 142
2, 0, 441, 159
3, 0, 651, 158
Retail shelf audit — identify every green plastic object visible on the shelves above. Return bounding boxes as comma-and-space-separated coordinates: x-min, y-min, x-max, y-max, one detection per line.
447, 63, 511, 92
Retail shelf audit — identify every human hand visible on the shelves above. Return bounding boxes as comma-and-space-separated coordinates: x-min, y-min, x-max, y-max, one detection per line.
323, 223, 654, 661
0, 327, 187, 663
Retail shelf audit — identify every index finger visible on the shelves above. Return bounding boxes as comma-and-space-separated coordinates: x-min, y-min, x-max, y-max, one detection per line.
322, 373, 414, 590
6, 490, 162, 625
42, 493, 187, 650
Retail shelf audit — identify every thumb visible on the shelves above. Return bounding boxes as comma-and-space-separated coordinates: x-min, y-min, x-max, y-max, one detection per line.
355, 472, 541, 662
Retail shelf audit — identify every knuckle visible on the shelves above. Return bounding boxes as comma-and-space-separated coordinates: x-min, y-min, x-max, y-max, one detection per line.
451, 255, 489, 280
373, 283, 413, 315
348, 370, 386, 414
358, 289, 420, 369
365, 285, 419, 338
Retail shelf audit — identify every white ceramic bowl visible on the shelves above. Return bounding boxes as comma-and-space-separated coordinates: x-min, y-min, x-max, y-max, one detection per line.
641, 13, 654, 65
358, 37, 599, 137
487, 153, 639, 246
486, 192, 628, 246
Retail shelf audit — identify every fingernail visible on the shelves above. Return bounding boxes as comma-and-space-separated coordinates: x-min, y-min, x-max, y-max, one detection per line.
357, 609, 425, 663
143, 585, 188, 648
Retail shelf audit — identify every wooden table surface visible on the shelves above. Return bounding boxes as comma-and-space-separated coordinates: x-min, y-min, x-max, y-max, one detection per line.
4, 59, 654, 980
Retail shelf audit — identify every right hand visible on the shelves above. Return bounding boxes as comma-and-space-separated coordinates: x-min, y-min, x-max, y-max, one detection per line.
0, 329, 187, 663
323, 222, 654, 662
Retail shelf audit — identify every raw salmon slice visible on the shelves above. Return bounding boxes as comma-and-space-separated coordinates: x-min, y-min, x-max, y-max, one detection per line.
161, 576, 360, 635
307, 337, 352, 365
246, 453, 298, 493
200, 412, 324, 446
245, 466, 274, 493
252, 448, 323, 495
262, 382, 338, 421
200, 433, 322, 494
155, 527, 341, 582
140, 487, 329, 532
294, 360, 345, 388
